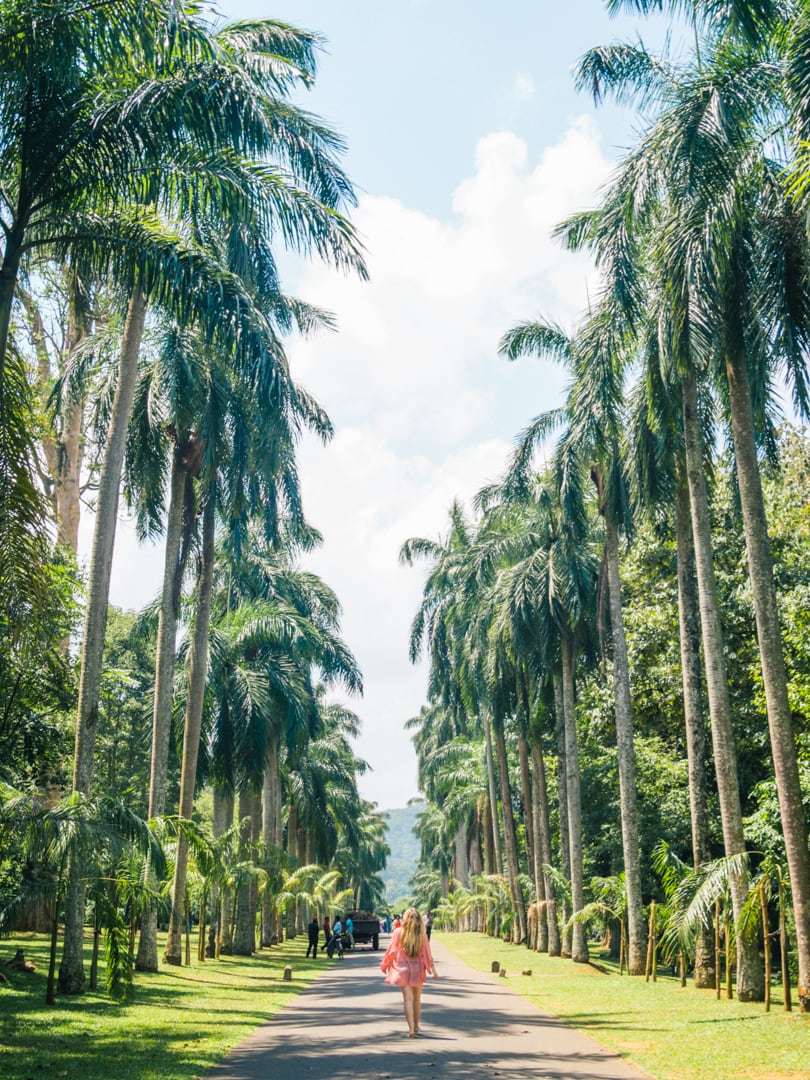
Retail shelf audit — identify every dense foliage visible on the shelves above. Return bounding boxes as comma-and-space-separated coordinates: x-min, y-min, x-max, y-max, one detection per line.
0, 0, 386, 1005
405, 0, 810, 1014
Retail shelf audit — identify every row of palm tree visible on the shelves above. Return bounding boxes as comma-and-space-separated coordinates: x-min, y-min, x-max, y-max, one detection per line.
0, 0, 386, 999
405, 0, 810, 1013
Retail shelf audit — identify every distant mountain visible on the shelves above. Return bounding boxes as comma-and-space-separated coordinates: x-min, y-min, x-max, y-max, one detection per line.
382, 802, 424, 903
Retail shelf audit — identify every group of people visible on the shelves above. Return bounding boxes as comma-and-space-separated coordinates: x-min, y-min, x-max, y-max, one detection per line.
382, 910, 432, 939
305, 913, 354, 958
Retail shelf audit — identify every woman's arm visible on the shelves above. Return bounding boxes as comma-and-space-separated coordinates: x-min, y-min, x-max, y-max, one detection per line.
380, 928, 401, 973
421, 939, 438, 979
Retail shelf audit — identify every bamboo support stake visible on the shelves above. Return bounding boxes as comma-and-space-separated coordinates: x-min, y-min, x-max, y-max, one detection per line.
725, 909, 732, 1000
645, 901, 655, 982
619, 916, 626, 977
759, 882, 770, 1012
184, 894, 191, 967
198, 892, 206, 963
779, 880, 792, 1012
715, 899, 721, 1000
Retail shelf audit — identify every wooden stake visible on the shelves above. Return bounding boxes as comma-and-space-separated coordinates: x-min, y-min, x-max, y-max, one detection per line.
759, 881, 770, 1012
198, 891, 206, 963
184, 894, 191, 967
779, 879, 792, 1012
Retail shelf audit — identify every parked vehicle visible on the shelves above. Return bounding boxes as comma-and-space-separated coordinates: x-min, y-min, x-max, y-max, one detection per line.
344, 910, 380, 950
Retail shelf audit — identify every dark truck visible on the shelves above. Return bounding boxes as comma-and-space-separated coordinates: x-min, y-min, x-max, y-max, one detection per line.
345, 910, 380, 950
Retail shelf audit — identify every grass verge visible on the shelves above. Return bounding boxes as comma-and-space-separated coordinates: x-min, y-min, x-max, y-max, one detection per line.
0, 931, 327, 1080
438, 932, 808, 1080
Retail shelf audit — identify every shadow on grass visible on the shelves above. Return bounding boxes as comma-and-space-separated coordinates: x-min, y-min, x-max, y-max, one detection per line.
0, 934, 324, 1080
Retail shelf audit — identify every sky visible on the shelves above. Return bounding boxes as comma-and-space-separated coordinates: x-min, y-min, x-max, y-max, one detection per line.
79, 1, 671, 810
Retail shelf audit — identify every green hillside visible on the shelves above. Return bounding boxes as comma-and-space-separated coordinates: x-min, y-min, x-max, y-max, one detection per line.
382, 802, 423, 903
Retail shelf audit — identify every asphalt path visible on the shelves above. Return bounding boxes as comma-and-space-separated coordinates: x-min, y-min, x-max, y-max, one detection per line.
207, 935, 650, 1080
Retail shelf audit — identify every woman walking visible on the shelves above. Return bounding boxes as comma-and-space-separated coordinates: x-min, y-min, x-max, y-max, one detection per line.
380, 907, 438, 1036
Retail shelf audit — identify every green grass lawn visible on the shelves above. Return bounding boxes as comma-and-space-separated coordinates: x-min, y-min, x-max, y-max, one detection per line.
0, 932, 327, 1080
438, 932, 809, 1080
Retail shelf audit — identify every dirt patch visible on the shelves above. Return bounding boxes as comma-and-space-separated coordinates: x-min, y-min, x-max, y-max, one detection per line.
615, 1041, 659, 1054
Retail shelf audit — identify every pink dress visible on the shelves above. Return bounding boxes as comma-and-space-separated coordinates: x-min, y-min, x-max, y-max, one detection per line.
380, 927, 434, 987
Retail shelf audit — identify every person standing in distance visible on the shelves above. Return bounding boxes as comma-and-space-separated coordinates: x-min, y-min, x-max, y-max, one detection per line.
424, 910, 433, 940
380, 907, 438, 1037
306, 915, 320, 957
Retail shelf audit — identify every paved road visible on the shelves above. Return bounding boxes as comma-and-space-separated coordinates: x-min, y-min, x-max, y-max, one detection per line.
207, 936, 650, 1080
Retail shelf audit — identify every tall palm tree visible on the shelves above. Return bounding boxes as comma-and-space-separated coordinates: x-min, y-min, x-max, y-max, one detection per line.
474, 478, 598, 963
402, 505, 505, 881
402, 506, 531, 932
57, 12, 365, 988
498, 314, 647, 974
625, 361, 718, 987
570, 15, 810, 1002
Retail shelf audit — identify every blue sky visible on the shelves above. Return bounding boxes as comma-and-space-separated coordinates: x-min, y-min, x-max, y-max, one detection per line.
90, 1, 672, 809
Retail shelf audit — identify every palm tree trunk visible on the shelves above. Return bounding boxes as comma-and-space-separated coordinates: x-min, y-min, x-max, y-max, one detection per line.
515, 678, 536, 896
137, 453, 187, 972
468, 812, 483, 932
0, 223, 26, 381
561, 631, 588, 963
483, 792, 497, 876
164, 497, 216, 966
53, 279, 89, 554
492, 715, 527, 943
58, 286, 147, 995
25, 277, 88, 555
452, 821, 468, 888
215, 787, 235, 956
553, 672, 573, 958
286, 802, 299, 940
207, 786, 230, 957
682, 371, 763, 1001
603, 508, 645, 975
233, 791, 260, 955
725, 350, 810, 1012
261, 736, 282, 946
482, 710, 503, 874
675, 474, 716, 988
531, 738, 560, 955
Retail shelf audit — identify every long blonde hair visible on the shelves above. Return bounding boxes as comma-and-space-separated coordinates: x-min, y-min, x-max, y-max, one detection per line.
399, 907, 425, 957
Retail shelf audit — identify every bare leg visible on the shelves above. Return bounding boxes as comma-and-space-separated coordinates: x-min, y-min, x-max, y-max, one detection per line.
401, 986, 416, 1034
413, 984, 423, 1032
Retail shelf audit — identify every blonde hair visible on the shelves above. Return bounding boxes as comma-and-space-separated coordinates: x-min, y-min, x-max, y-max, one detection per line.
399, 907, 425, 957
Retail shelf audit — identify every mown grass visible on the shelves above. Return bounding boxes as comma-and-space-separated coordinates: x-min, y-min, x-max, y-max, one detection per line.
0, 931, 327, 1080
439, 932, 809, 1080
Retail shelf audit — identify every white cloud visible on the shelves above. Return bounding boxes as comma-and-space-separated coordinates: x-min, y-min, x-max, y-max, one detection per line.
513, 73, 536, 103
289, 118, 612, 807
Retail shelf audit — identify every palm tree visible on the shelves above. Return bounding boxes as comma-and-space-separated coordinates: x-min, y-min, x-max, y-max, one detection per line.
498, 315, 647, 973
402, 506, 532, 936
186, 529, 362, 958
569, 15, 810, 1000
63, 14, 364, 984
402, 505, 505, 880
625, 365, 717, 987
476, 478, 598, 963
